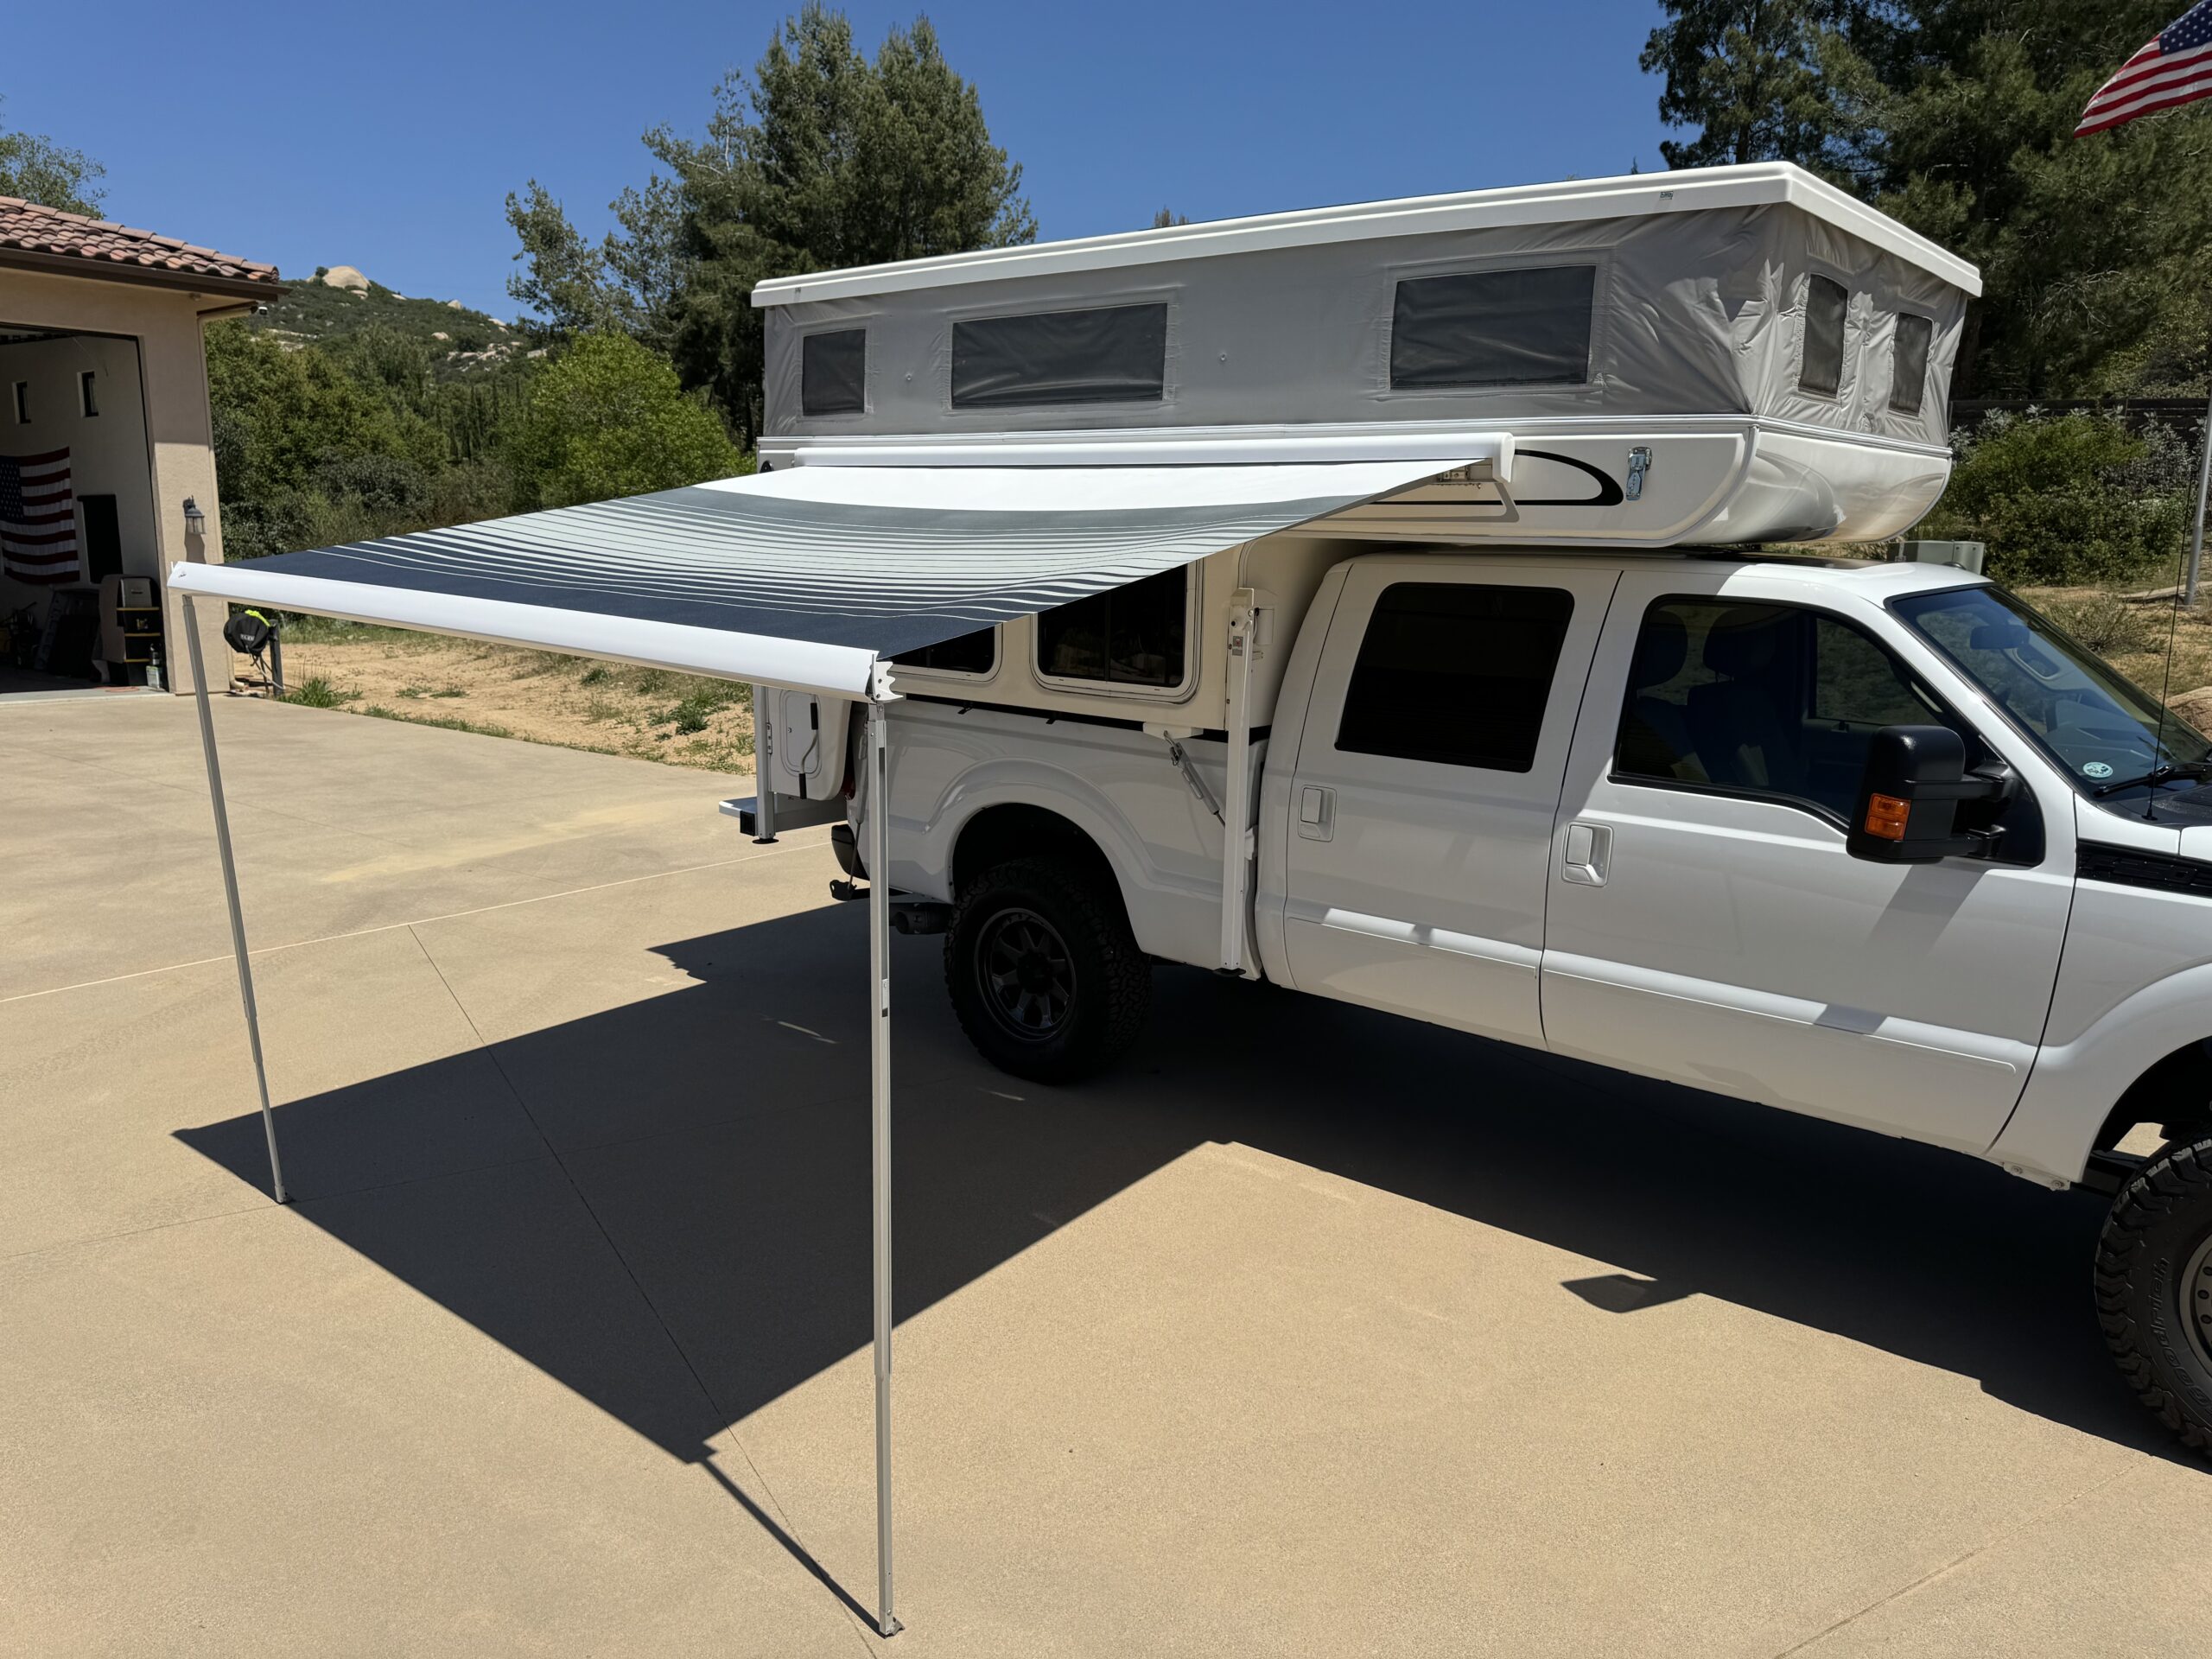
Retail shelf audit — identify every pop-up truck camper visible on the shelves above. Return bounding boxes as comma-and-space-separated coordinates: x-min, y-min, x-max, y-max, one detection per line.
174, 167, 2212, 1606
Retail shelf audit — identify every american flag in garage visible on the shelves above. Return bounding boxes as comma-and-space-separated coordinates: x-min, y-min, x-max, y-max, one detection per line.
0, 449, 79, 585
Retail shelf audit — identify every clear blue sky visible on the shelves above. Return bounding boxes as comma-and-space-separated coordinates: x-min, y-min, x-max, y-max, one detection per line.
16, 1, 1676, 319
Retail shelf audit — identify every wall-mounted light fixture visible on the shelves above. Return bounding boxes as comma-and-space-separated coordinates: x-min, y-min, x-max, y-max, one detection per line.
182, 497, 207, 537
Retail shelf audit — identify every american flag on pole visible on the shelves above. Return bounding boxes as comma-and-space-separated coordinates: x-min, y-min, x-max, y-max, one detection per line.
2077, 2, 2212, 135
0, 449, 79, 586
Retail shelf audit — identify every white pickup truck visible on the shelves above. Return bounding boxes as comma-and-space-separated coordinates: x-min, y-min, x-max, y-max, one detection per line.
804, 542, 2212, 1452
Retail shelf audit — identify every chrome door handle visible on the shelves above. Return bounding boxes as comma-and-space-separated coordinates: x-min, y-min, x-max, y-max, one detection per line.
1298, 785, 1335, 842
1560, 821, 1611, 886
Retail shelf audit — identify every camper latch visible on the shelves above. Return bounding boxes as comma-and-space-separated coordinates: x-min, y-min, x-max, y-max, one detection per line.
1166, 738, 1224, 823
1625, 446, 1652, 502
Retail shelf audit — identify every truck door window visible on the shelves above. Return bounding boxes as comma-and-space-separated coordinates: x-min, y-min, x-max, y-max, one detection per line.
1335, 582, 1573, 772
1035, 564, 1189, 691
1615, 598, 1951, 823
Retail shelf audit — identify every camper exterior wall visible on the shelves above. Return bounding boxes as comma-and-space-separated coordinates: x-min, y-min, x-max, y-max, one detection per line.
760, 200, 1967, 452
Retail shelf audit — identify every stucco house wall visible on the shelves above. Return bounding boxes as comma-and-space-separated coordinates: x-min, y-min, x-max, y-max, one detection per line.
0, 203, 279, 694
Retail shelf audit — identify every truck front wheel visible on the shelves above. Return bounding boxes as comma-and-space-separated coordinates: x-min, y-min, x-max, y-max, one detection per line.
944, 856, 1150, 1083
2096, 1135, 2212, 1454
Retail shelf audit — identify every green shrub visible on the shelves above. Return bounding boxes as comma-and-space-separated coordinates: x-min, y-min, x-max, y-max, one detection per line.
2040, 592, 2162, 657
1919, 411, 2190, 587
281, 676, 353, 708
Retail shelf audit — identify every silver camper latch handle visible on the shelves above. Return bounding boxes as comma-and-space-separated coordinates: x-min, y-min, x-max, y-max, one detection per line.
1147, 724, 1224, 822
1625, 446, 1652, 502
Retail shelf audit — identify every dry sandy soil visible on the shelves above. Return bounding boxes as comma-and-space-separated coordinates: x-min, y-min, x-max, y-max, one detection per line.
245, 626, 755, 772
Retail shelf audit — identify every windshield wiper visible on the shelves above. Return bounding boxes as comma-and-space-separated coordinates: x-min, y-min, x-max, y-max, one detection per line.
2093, 760, 2212, 798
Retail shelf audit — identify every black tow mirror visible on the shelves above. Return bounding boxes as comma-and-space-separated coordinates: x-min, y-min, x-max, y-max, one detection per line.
1847, 725, 2011, 864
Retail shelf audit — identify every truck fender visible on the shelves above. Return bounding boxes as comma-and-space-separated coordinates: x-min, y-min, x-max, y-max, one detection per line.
1988, 962, 2212, 1184
908, 759, 1168, 950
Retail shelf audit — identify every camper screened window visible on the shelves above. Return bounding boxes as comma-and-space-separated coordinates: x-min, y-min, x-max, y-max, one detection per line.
1891, 314, 1933, 415
801, 329, 868, 416
950, 304, 1168, 409
1800, 276, 1849, 397
1389, 266, 1595, 390
1036, 565, 1188, 690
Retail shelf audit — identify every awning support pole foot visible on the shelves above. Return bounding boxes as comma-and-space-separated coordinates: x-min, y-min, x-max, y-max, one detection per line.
181, 596, 289, 1205
868, 699, 899, 1637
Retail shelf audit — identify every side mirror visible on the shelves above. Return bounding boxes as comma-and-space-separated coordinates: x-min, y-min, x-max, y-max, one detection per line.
1847, 725, 2011, 864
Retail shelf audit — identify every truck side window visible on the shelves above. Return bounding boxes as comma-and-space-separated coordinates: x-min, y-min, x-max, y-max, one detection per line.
1336, 582, 1573, 772
1036, 565, 1188, 690
1615, 599, 1952, 823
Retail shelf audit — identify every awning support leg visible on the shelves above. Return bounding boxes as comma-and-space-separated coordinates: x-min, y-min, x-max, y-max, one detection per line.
181, 596, 289, 1205
867, 698, 899, 1637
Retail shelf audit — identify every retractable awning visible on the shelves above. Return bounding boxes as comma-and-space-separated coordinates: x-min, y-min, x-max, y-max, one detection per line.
164, 440, 1504, 1639
167, 445, 1510, 700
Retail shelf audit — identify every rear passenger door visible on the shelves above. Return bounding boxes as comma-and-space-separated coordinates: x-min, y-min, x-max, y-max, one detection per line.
1280, 559, 1618, 1045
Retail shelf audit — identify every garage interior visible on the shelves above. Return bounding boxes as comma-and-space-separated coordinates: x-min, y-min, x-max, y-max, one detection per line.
1, 322, 165, 698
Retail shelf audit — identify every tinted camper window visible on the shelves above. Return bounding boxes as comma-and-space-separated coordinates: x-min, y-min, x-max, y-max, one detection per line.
951, 304, 1168, 409
801, 329, 868, 416
1891, 314, 1933, 415
1036, 566, 1187, 690
892, 626, 997, 676
1337, 582, 1574, 772
1389, 266, 1595, 390
1800, 276, 1849, 396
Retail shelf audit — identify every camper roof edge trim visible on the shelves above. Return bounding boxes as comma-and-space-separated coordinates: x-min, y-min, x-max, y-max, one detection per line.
751, 162, 1980, 308
164, 563, 885, 702
787, 430, 1516, 477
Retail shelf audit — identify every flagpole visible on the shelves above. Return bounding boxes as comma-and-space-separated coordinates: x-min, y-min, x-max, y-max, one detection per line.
2187, 380, 2212, 608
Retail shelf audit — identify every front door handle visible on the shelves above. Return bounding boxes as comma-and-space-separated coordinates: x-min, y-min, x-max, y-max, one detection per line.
1560, 821, 1611, 886
1298, 785, 1335, 842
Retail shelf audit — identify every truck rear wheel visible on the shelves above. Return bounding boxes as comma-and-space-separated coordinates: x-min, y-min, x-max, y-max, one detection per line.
2095, 1135, 2212, 1454
944, 855, 1149, 1082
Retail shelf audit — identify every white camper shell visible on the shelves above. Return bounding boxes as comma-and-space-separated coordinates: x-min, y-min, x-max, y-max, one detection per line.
164, 165, 2212, 1547
754, 162, 1977, 549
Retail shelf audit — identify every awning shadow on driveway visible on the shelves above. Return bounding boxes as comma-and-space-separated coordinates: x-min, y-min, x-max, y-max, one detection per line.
175, 900, 2179, 1473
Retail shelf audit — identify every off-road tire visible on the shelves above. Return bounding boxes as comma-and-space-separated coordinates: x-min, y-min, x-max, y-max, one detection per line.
2095, 1135, 2212, 1454
944, 855, 1150, 1083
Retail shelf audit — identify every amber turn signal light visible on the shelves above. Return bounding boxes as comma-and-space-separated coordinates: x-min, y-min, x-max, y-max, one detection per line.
1863, 792, 1910, 841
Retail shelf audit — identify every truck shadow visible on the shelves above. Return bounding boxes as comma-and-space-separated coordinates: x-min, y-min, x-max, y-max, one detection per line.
175, 899, 2174, 1484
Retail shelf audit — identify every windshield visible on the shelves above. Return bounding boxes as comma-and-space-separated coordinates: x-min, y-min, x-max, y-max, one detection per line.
1892, 584, 2212, 799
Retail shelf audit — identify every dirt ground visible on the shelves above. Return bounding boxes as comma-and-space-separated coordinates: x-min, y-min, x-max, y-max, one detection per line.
246, 626, 755, 772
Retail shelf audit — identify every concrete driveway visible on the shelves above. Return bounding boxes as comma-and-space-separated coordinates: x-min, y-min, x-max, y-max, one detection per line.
3, 694, 2209, 1657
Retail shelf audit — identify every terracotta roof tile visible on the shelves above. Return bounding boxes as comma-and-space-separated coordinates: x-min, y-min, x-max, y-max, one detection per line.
0, 196, 279, 288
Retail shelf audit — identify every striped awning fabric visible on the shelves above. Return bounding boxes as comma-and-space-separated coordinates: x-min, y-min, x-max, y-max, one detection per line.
168, 456, 1484, 700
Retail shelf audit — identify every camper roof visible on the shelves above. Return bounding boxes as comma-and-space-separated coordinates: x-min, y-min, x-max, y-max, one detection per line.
751, 162, 1981, 308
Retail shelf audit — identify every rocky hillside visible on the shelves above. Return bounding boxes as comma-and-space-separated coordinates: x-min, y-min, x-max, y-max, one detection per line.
245, 266, 528, 379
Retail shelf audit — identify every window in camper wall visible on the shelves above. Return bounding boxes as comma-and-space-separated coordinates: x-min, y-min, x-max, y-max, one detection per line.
1036, 565, 1189, 692
1389, 265, 1596, 390
951, 303, 1168, 409
891, 626, 997, 677
1890, 314, 1933, 416
1800, 275, 1849, 396
801, 328, 868, 416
